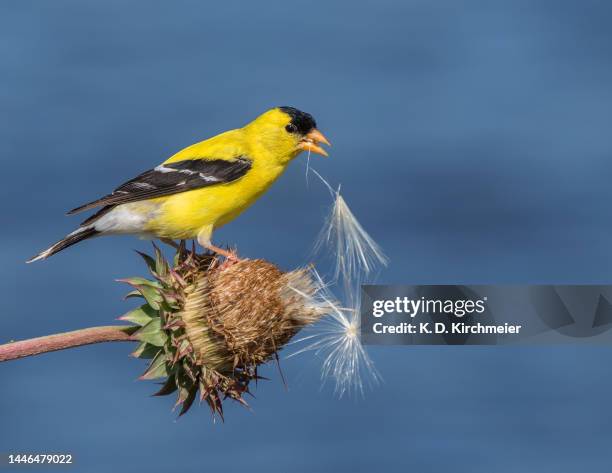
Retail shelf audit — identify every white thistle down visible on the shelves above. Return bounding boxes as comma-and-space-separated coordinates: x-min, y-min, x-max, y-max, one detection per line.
287, 270, 381, 398
289, 168, 387, 397
311, 169, 388, 284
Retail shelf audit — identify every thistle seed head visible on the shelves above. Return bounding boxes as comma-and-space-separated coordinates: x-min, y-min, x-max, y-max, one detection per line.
121, 243, 329, 419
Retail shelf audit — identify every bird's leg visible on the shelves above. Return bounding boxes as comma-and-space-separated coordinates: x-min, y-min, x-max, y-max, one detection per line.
203, 242, 240, 262
197, 227, 240, 262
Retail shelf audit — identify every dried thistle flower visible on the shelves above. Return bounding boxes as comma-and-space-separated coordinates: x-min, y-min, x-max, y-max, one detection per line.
120, 243, 329, 419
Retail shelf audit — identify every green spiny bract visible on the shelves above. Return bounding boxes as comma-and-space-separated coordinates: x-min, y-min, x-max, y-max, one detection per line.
119, 242, 327, 419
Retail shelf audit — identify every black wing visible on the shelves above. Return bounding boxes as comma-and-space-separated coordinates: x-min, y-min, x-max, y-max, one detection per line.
68, 157, 252, 215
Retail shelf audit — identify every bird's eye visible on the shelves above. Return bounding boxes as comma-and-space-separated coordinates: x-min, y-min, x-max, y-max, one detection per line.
285, 123, 297, 133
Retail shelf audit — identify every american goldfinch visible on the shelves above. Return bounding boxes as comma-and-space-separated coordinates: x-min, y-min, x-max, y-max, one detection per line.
28, 106, 330, 263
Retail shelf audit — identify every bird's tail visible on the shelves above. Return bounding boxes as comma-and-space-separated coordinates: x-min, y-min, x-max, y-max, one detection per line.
27, 226, 99, 263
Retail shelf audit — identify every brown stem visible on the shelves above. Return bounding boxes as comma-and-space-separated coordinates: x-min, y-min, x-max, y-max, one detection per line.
0, 325, 138, 362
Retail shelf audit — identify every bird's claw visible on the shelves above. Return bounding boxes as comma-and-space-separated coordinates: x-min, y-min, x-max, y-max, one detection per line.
203, 243, 241, 266
218, 250, 241, 270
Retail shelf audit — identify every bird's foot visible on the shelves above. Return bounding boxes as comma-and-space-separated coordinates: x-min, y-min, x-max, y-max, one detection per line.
204, 243, 241, 267
219, 258, 239, 270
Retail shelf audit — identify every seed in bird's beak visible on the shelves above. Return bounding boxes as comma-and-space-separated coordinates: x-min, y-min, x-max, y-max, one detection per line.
299, 128, 331, 157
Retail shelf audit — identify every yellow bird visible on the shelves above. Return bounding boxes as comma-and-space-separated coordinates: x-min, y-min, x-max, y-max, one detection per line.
28, 106, 330, 263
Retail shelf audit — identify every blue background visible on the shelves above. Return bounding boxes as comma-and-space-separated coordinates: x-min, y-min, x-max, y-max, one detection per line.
2, 0, 612, 471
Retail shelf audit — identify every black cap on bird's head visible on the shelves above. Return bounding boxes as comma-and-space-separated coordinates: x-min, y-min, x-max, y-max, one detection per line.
278, 106, 331, 157
279, 106, 317, 135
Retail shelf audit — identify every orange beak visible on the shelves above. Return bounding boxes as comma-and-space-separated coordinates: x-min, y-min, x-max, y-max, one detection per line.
298, 128, 331, 157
